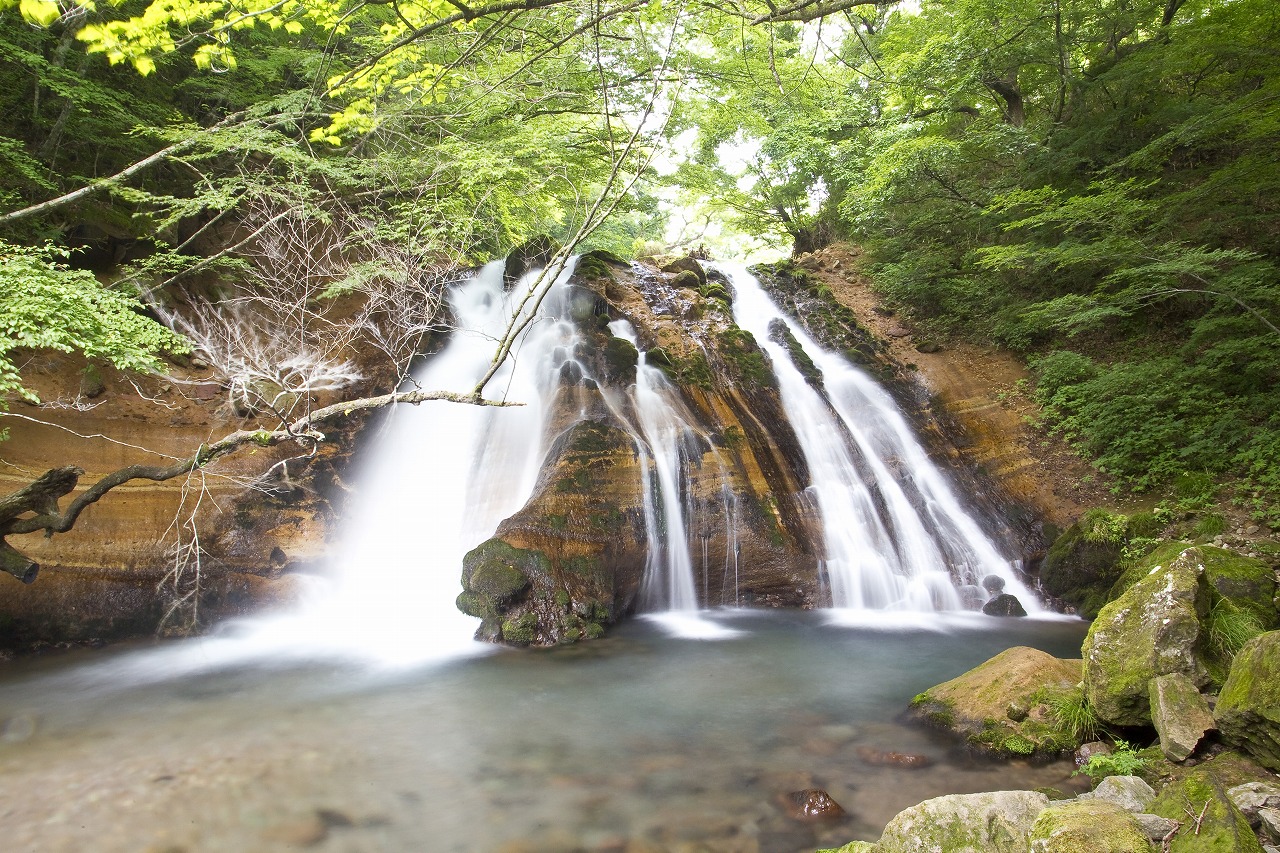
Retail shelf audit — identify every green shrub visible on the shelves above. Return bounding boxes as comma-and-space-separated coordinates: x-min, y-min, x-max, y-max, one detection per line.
1075, 740, 1147, 782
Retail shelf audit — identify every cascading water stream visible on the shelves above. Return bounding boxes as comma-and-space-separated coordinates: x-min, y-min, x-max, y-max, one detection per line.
602, 319, 741, 638
719, 263, 1039, 614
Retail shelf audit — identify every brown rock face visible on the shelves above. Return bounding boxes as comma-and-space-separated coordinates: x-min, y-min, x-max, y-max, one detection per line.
457, 256, 823, 644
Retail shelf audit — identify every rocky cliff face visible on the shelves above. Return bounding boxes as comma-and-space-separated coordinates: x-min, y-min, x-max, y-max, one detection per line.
456, 254, 823, 645
0, 246, 1052, 649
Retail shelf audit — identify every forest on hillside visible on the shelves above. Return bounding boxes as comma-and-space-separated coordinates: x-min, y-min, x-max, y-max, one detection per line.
1, 0, 1278, 534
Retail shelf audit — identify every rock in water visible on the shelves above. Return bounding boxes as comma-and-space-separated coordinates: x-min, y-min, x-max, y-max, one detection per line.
779, 788, 847, 821
876, 790, 1048, 853
1216, 630, 1280, 772
983, 593, 1027, 617
1083, 548, 1214, 727
911, 646, 1082, 758
1149, 672, 1216, 761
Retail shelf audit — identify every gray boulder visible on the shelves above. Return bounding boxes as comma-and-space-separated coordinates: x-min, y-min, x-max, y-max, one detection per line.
1029, 799, 1155, 853
1089, 775, 1157, 813
1083, 548, 1213, 726
876, 790, 1048, 853
1149, 672, 1216, 761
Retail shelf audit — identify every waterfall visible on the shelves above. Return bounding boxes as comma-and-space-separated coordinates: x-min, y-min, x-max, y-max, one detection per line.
720, 263, 1039, 614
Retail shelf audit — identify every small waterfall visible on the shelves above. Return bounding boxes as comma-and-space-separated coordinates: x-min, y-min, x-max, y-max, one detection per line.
606, 320, 700, 612
720, 263, 1038, 614
292, 260, 582, 658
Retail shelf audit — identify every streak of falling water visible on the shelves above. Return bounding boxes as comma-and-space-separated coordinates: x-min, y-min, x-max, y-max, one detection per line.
720, 263, 1039, 614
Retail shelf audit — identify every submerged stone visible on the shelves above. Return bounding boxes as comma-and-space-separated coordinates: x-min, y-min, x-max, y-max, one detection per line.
779, 788, 848, 822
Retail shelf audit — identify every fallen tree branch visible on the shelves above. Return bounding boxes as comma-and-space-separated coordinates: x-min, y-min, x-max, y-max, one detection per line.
0, 387, 519, 581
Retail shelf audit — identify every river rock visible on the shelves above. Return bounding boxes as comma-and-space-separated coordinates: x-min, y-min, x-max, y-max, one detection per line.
779, 788, 847, 822
1148, 767, 1265, 853
1083, 548, 1213, 727
1228, 782, 1280, 827
1150, 672, 1216, 761
1029, 799, 1154, 853
876, 790, 1048, 853
982, 593, 1027, 617
1074, 741, 1111, 768
1216, 631, 1280, 771
854, 746, 933, 768
910, 646, 1082, 757
1134, 813, 1180, 843
1088, 775, 1156, 813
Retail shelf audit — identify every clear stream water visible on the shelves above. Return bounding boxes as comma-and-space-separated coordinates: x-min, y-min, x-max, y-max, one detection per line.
0, 614, 1088, 853
0, 262, 1087, 851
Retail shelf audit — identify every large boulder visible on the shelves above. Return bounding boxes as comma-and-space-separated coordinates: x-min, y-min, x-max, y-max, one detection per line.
876, 790, 1048, 853
1148, 768, 1265, 853
1150, 672, 1216, 762
1040, 521, 1125, 618
1216, 631, 1280, 772
1083, 548, 1213, 727
910, 646, 1082, 757
1029, 799, 1155, 852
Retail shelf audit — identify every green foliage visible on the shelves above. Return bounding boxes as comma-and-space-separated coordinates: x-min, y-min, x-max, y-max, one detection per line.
1046, 688, 1101, 744
1079, 508, 1128, 546
0, 241, 188, 403
1206, 598, 1266, 664
1075, 740, 1148, 783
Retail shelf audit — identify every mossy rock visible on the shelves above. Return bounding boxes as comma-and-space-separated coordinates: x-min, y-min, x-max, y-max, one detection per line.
877, 790, 1048, 853
910, 646, 1083, 757
461, 539, 535, 603
500, 612, 539, 646
661, 255, 707, 285
1040, 522, 1125, 619
1148, 767, 1264, 853
601, 335, 639, 385
1084, 548, 1214, 727
575, 250, 624, 282
768, 317, 823, 386
815, 843, 879, 853
1216, 631, 1280, 772
671, 269, 701, 289
715, 327, 775, 388
1029, 800, 1154, 852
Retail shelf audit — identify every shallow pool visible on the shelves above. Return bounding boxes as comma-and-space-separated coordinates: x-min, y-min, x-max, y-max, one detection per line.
0, 610, 1089, 852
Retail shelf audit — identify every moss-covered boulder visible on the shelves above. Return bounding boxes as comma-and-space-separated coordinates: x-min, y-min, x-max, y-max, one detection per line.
910, 646, 1083, 757
1148, 768, 1265, 853
1083, 548, 1214, 727
1040, 521, 1125, 619
876, 790, 1048, 853
660, 254, 707, 286
457, 539, 537, 619
1216, 631, 1280, 772
1029, 800, 1155, 852
815, 843, 879, 853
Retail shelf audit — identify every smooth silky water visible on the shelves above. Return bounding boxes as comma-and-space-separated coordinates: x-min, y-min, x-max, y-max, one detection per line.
0, 614, 1088, 852
1, 262, 1089, 851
